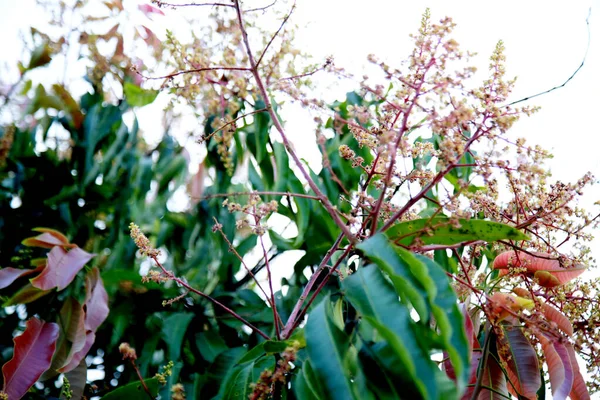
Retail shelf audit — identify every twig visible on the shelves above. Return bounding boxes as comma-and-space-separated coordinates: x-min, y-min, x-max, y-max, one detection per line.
256, 1, 296, 67
244, 0, 278, 13
233, 0, 356, 243
129, 359, 155, 400
152, 1, 234, 8
151, 255, 271, 340
198, 107, 269, 143
504, 8, 591, 107
137, 66, 251, 81
280, 233, 345, 338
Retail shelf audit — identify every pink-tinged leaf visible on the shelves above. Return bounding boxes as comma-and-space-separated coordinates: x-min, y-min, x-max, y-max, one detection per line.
30, 258, 47, 267
32, 228, 70, 244
84, 267, 109, 332
459, 349, 483, 400
493, 251, 586, 287
41, 298, 87, 380
566, 344, 591, 400
444, 303, 475, 380
541, 302, 573, 336
59, 332, 95, 373
61, 358, 87, 400
497, 319, 541, 399
0, 266, 43, 289
22, 232, 67, 248
2, 283, 51, 307
477, 354, 508, 400
31, 247, 94, 291
138, 3, 164, 16
535, 333, 573, 400
1, 318, 59, 400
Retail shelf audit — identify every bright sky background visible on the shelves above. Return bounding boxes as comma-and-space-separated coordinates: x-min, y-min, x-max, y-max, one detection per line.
1, 0, 600, 394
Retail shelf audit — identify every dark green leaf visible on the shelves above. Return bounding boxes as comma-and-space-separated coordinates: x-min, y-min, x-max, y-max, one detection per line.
342, 265, 439, 399
100, 378, 160, 400
161, 312, 194, 361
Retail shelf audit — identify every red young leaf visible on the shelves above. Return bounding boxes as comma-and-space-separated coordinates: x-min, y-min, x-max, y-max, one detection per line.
42, 298, 87, 380
1, 318, 59, 400
59, 332, 95, 373
21, 228, 71, 249
566, 344, 591, 400
536, 333, 573, 400
138, 3, 164, 16
477, 354, 508, 400
541, 302, 573, 336
84, 267, 109, 332
63, 358, 87, 400
30, 247, 94, 291
497, 319, 541, 399
0, 266, 43, 289
459, 350, 482, 400
493, 251, 586, 287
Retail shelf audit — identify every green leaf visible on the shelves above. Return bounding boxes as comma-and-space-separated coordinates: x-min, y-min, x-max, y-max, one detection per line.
2, 283, 51, 306
100, 378, 160, 400
305, 297, 371, 400
357, 234, 429, 321
123, 82, 159, 107
415, 254, 470, 390
342, 265, 439, 399
161, 312, 194, 361
385, 218, 529, 247
195, 331, 228, 363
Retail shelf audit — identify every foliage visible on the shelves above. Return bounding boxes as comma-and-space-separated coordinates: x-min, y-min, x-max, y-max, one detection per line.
1, 1, 599, 399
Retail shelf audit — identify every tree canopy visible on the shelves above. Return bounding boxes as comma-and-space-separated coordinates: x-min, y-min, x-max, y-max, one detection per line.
0, 1, 599, 399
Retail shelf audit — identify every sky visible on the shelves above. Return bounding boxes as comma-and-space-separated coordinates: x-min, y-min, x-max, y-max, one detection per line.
1, 0, 600, 394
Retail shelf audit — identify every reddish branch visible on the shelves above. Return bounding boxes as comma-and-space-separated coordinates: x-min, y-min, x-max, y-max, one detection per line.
232, 0, 356, 244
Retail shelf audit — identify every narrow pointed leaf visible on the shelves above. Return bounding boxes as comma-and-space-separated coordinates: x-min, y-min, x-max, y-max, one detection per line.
541, 302, 573, 336
84, 267, 109, 332
2, 283, 51, 306
2, 318, 59, 400
357, 234, 429, 320
22, 232, 68, 248
0, 266, 43, 289
161, 312, 194, 362
477, 355, 508, 400
416, 254, 471, 390
305, 298, 370, 400
342, 265, 439, 399
565, 344, 591, 400
385, 218, 529, 246
61, 358, 87, 400
535, 333, 573, 400
31, 247, 95, 291
497, 320, 541, 399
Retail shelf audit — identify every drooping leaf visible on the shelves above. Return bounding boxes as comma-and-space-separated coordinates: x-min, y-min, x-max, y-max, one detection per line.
100, 377, 160, 400
497, 320, 541, 399
42, 298, 87, 379
541, 302, 573, 336
59, 332, 95, 373
385, 218, 529, 247
305, 298, 371, 400
493, 251, 587, 287
30, 246, 95, 291
565, 343, 591, 400
61, 358, 87, 400
1, 318, 59, 400
416, 254, 470, 390
84, 267, 109, 332
535, 333, 573, 400
356, 233, 429, 320
161, 312, 194, 361
477, 353, 508, 400
0, 266, 44, 289
195, 331, 228, 364
342, 265, 439, 399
